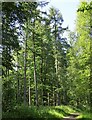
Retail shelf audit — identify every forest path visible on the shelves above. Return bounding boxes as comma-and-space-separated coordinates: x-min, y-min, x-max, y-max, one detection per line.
63, 113, 80, 120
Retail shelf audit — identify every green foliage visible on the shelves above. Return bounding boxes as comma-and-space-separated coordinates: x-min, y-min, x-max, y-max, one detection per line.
2, 105, 76, 119
66, 1, 92, 111
3, 105, 92, 119
77, 112, 92, 120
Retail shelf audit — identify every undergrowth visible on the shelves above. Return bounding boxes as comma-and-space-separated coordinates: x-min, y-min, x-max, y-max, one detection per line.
2, 105, 92, 120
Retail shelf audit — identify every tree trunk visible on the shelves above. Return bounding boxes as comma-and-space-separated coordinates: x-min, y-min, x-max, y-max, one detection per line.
29, 79, 31, 106
17, 51, 20, 104
33, 52, 38, 106
48, 92, 50, 106
54, 18, 59, 106
32, 17, 38, 106
24, 21, 28, 105
40, 44, 43, 105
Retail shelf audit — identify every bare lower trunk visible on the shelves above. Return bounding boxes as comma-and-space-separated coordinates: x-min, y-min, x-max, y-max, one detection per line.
17, 51, 20, 104
48, 93, 50, 106
24, 47, 27, 104
29, 82, 31, 106
33, 52, 38, 106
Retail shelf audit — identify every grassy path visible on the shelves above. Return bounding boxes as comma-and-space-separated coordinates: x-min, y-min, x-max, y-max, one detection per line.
63, 113, 80, 120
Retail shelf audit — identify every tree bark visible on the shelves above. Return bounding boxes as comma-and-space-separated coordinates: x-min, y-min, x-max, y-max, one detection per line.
17, 51, 20, 104
24, 21, 28, 105
32, 17, 38, 106
29, 78, 31, 106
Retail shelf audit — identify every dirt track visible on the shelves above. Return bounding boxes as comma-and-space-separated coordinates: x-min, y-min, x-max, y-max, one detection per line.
63, 113, 80, 120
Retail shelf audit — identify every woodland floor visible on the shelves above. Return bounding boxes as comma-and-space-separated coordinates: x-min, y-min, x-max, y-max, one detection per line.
2, 105, 92, 120
63, 113, 80, 120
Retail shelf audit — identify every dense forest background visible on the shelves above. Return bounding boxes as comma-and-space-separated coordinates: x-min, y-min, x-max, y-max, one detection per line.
1, 1, 92, 119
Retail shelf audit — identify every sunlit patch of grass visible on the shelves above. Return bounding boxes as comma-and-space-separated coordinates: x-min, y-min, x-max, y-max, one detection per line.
77, 112, 92, 120
48, 109, 64, 118
54, 105, 76, 117
79, 112, 92, 120
77, 113, 82, 119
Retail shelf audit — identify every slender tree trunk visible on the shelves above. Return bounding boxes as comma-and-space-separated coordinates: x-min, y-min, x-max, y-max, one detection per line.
43, 74, 46, 106
53, 86, 57, 106
47, 78, 50, 106
32, 17, 38, 106
33, 51, 38, 106
53, 86, 55, 105
17, 51, 20, 104
24, 41, 27, 104
57, 82, 61, 105
42, 59, 48, 106
41, 58, 44, 106
48, 92, 50, 106
24, 21, 28, 105
29, 78, 31, 106
40, 40, 43, 105
55, 19, 58, 106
